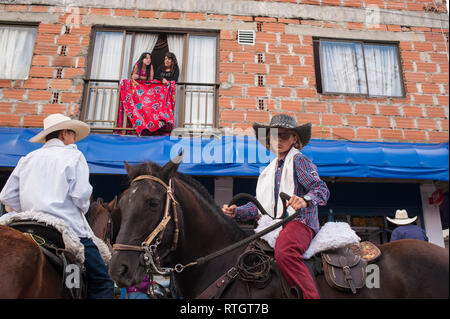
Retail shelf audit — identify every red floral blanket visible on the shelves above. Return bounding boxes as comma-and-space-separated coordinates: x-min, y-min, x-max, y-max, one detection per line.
117, 79, 176, 135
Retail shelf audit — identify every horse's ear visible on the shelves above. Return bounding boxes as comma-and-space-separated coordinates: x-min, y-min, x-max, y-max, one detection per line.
162, 150, 183, 180
124, 161, 132, 175
108, 195, 118, 211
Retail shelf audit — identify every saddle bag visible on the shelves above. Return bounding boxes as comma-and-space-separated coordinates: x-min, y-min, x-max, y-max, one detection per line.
322, 247, 367, 294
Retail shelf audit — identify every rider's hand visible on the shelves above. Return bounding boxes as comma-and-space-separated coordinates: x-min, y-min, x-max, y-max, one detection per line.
222, 204, 237, 218
162, 78, 168, 85
286, 195, 308, 211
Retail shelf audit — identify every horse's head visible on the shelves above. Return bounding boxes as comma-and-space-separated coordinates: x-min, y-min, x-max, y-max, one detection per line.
87, 197, 119, 246
109, 156, 182, 288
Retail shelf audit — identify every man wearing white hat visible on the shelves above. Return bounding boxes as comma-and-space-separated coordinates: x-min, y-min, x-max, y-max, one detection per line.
387, 209, 429, 242
0, 113, 114, 298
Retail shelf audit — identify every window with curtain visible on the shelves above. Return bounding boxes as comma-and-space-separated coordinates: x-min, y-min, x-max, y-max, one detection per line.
84, 29, 218, 131
317, 39, 404, 97
0, 25, 37, 80
85, 31, 159, 127
184, 35, 217, 129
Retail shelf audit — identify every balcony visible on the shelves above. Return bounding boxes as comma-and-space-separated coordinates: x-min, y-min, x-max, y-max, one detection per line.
81, 79, 219, 135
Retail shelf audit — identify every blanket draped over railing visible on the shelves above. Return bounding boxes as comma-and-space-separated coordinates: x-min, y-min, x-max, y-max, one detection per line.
117, 79, 176, 135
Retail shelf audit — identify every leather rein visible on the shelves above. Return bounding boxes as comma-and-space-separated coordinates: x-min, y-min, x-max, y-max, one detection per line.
112, 175, 182, 275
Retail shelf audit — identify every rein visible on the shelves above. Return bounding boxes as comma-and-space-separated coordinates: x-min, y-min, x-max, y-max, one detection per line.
112, 175, 180, 274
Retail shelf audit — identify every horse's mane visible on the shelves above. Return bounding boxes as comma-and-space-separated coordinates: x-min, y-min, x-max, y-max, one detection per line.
127, 161, 246, 237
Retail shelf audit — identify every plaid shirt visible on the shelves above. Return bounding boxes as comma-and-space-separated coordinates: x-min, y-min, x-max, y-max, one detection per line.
236, 152, 330, 234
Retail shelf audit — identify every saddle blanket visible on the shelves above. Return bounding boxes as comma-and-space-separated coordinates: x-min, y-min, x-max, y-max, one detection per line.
254, 216, 361, 259
0, 211, 111, 265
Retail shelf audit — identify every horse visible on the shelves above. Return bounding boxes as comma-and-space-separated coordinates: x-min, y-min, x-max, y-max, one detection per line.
109, 158, 449, 299
0, 197, 120, 299
86, 196, 121, 250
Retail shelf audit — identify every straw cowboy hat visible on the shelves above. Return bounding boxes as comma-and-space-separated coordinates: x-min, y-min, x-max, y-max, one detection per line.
387, 209, 418, 225
253, 114, 312, 148
29, 113, 90, 143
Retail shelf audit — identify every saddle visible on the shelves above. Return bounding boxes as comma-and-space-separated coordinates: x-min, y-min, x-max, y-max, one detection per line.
321, 241, 381, 294
8, 221, 87, 299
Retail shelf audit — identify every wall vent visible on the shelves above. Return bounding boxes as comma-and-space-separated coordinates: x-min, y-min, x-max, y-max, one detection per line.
237, 30, 255, 45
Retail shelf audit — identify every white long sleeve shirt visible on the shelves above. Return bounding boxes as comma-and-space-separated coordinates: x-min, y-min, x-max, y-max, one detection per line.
0, 138, 94, 238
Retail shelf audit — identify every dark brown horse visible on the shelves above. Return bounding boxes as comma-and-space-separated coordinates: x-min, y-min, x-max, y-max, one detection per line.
0, 197, 119, 298
86, 197, 121, 250
109, 159, 449, 299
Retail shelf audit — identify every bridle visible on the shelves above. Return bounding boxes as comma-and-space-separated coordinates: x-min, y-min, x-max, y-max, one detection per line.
112, 175, 182, 275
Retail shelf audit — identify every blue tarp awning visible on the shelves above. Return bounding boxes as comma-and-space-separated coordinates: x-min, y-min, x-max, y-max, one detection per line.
0, 128, 448, 181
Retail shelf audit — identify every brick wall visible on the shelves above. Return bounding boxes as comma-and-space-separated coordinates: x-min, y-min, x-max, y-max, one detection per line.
220, 19, 449, 143
249, 0, 448, 13
0, 2, 448, 143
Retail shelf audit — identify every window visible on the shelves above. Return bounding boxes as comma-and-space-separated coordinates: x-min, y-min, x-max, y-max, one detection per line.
83, 29, 218, 131
0, 25, 37, 80
314, 39, 404, 97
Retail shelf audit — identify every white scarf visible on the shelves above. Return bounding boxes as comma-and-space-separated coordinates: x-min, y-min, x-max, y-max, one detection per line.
256, 147, 299, 219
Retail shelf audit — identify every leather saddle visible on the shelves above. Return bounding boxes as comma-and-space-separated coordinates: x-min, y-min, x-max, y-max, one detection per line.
321, 241, 381, 294
8, 220, 87, 299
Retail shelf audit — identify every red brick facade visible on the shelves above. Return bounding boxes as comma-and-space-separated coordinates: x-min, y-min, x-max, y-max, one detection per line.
0, 1, 448, 143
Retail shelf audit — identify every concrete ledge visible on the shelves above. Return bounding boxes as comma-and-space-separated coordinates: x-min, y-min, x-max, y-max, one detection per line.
82, 14, 254, 31
0, 11, 59, 24
286, 24, 426, 42
2, 0, 448, 29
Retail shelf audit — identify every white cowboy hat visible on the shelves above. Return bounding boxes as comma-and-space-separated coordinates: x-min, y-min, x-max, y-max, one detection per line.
29, 113, 90, 143
387, 209, 417, 225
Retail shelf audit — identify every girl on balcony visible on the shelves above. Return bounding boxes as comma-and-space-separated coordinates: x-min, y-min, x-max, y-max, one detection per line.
132, 52, 154, 81
154, 52, 179, 84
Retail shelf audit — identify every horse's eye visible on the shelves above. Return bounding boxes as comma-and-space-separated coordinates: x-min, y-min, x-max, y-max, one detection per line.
148, 199, 160, 208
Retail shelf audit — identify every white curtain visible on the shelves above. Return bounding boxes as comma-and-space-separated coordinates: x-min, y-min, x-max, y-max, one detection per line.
88, 31, 128, 126
130, 33, 158, 73
364, 44, 402, 97
167, 34, 185, 81
90, 31, 124, 80
167, 34, 185, 126
185, 36, 216, 128
321, 41, 367, 95
0, 26, 36, 80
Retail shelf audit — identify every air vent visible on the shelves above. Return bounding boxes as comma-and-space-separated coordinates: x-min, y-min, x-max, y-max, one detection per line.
238, 30, 255, 45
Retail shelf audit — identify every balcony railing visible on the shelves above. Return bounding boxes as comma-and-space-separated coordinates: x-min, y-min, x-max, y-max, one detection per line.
81, 79, 219, 134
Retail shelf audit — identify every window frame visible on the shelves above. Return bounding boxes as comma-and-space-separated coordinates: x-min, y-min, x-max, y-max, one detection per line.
0, 22, 38, 81
315, 37, 406, 99
82, 26, 220, 132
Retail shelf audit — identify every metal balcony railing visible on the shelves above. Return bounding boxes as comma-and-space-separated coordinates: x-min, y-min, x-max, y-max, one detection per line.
81, 79, 219, 134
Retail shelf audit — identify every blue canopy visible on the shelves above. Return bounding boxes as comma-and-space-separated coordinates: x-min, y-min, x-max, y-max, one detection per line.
0, 128, 448, 181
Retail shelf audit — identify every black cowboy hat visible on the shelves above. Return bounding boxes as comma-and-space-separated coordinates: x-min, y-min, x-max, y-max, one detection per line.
253, 114, 312, 148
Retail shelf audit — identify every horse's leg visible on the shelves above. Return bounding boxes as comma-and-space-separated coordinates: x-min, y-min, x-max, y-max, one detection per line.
0, 226, 63, 298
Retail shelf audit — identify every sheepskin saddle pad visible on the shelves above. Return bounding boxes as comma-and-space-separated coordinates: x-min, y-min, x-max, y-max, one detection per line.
0, 211, 111, 266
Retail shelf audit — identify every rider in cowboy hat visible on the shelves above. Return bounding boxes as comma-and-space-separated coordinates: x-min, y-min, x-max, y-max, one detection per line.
387, 209, 428, 242
222, 114, 330, 299
0, 113, 114, 298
